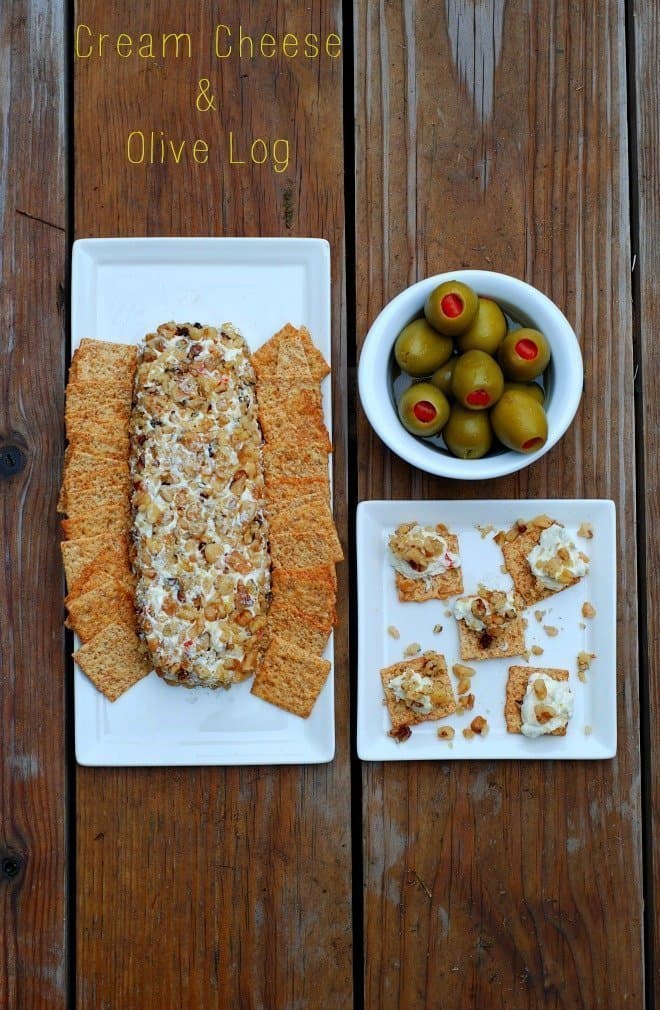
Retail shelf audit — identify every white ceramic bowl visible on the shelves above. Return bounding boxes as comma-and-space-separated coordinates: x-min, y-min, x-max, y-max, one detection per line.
358, 270, 583, 480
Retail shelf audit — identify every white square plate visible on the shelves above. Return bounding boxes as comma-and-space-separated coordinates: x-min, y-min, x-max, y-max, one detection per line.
71, 236, 334, 766
357, 499, 616, 760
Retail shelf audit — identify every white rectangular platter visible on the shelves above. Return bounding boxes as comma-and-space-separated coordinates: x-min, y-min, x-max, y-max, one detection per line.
356, 499, 616, 761
71, 236, 334, 766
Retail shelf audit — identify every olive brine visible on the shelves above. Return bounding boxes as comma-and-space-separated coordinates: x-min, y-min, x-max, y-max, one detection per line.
393, 280, 550, 459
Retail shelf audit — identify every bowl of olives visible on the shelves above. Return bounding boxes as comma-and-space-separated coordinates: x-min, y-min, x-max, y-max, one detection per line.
358, 270, 583, 479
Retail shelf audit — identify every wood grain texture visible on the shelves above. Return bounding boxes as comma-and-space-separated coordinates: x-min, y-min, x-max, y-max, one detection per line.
0, 2, 68, 1008
631, 0, 660, 1001
74, 2, 352, 1007
355, 2, 643, 1007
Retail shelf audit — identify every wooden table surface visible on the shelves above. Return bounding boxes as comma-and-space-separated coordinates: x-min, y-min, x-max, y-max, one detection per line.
0, 2, 656, 1007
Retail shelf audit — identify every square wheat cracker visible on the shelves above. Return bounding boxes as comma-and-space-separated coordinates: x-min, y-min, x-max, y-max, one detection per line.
269, 500, 343, 568
66, 535, 134, 600
73, 622, 151, 702
262, 443, 330, 482
251, 634, 331, 718
276, 333, 316, 391
61, 507, 129, 540
72, 338, 138, 384
271, 566, 337, 623
380, 652, 456, 732
505, 665, 570, 735
265, 602, 331, 655
395, 532, 463, 602
455, 597, 527, 661
65, 577, 136, 643
252, 323, 330, 385
500, 520, 587, 606
61, 534, 113, 590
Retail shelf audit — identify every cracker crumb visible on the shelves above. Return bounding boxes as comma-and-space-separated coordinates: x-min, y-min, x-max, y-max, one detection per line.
578, 522, 594, 540
471, 715, 488, 735
433, 623, 443, 634
584, 725, 593, 735
476, 523, 495, 539
403, 642, 421, 657
387, 625, 400, 639
543, 625, 558, 637
462, 727, 475, 740
531, 645, 544, 656
444, 608, 453, 618
437, 726, 455, 741
582, 602, 596, 619
534, 610, 546, 623
452, 663, 476, 679
577, 651, 596, 674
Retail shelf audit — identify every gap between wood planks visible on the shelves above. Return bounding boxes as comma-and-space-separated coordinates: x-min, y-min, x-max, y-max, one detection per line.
624, 2, 655, 1009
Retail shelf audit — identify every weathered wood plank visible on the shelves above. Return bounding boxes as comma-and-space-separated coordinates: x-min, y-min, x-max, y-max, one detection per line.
0, 2, 68, 1008
74, 3, 352, 1007
631, 0, 660, 1001
355, 2, 643, 1006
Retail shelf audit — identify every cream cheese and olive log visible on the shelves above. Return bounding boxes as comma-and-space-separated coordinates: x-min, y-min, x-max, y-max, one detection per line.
129, 321, 270, 688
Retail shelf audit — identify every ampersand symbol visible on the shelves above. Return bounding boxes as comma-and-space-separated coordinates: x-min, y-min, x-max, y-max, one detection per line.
196, 79, 217, 112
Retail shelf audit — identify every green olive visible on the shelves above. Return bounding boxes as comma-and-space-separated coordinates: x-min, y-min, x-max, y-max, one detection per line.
491, 390, 548, 453
503, 380, 545, 405
456, 297, 507, 354
424, 280, 479, 337
397, 383, 450, 437
394, 318, 453, 377
430, 357, 457, 397
451, 349, 504, 410
497, 327, 551, 381
443, 404, 493, 459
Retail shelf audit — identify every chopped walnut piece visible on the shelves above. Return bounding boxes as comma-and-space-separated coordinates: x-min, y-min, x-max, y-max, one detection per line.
433, 624, 443, 634
462, 727, 475, 740
389, 725, 412, 742
532, 514, 554, 529
534, 704, 556, 724
531, 645, 544, 656
578, 670, 588, 684
437, 726, 455, 741
403, 642, 421, 657
534, 610, 546, 623
471, 715, 488, 735
578, 522, 594, 539
463, 693, 475, 711
452, 663, 476, 679
456, 677, 471, 696
582, 602, 596, 619
444, 608, 453, 618
533, 678, 548, 700
577, 651, 596, 674
387, 625, 400, 640
476, 523, 495, 539
543, 625, 559, 637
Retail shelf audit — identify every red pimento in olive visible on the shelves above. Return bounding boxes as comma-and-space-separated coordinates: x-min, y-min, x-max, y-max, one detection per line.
497, 328, 551, 380
490, 390, 548, 453
424, 280, 479, 336
397, 383, 450, 437
451, 349, 504, 411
